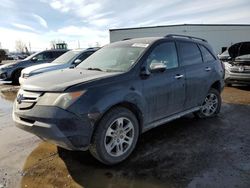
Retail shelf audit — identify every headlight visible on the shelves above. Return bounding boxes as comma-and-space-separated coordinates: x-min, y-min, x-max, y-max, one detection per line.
223, 62, 231, 72
37, 90, 86, 109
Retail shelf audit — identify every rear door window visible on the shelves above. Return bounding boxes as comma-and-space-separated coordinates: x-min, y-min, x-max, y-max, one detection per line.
178, 42, 203, 66
199, 45, 216, 63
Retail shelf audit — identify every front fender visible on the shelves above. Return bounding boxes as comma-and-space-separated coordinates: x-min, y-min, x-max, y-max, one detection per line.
89, 88, 146, 121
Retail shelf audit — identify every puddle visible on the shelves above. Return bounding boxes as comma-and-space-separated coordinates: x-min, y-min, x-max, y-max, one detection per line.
0, 85, 18, 102
21, 142, 171, 188
0, 85, 18, 129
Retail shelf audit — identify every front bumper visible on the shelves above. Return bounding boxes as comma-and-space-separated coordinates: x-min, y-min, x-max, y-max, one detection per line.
225, 71, 250, 84
13, 104, 94, 151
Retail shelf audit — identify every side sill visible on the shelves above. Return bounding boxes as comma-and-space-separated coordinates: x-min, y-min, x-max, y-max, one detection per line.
143, 106, 200, 133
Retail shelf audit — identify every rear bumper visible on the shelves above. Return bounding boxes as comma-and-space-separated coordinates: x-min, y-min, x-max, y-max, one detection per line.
225, 72, 250, 84
13, 104, 94, 151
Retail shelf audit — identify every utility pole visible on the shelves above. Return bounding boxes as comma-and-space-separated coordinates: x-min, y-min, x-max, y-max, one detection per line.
29, 42, 31, 52
78, 40, 80, 48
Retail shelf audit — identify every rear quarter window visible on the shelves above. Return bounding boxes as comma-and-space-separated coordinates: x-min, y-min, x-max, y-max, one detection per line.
199, 45, 216, 63
177, 42, 203, 66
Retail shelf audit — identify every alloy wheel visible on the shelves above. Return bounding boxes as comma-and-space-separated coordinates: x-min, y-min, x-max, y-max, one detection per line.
104, 117, 134, 157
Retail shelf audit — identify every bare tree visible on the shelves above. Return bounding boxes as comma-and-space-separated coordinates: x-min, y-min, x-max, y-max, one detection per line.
15, 40, 27, 53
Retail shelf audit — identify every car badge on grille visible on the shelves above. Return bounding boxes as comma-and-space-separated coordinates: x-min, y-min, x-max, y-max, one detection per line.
238, 66, 244, 72
17, 94, 24, 104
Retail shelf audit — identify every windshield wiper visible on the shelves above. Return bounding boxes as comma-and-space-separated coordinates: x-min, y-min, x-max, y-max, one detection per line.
105, 69, 123, 72
86, 67, 103, 72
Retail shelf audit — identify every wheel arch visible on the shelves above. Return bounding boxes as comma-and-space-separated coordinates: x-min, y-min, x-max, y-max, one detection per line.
210, 80, 222, 93
11, 67, 23, 79
92, 101, 144, 136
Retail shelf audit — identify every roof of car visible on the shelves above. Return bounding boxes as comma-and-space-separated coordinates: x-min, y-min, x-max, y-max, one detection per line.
111, 36, 208, 48
42, 49, 68, 52
71, 47, 100, 52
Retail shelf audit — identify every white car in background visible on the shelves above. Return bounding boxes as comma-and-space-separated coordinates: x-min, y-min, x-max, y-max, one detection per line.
19, 47, 100, 84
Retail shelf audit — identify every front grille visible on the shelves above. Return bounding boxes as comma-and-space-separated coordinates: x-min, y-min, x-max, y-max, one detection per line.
16, 89, 43, 110
230, 65, 250, 73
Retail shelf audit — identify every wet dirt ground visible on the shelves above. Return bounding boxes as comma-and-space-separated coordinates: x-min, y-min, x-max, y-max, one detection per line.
0, 83, 249, 188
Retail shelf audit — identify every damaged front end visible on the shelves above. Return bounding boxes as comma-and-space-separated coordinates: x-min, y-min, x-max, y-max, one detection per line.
221, 42, 250, 85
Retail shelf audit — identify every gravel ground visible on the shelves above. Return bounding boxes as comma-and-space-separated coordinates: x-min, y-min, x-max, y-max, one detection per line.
0, 83, 249, 188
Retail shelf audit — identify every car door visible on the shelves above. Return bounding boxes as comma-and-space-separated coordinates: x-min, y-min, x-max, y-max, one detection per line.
177, 41, 213, 109
142, 41, 186, 124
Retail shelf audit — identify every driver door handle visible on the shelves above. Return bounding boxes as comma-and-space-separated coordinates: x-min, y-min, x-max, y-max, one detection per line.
175, 74, 184, 79
205, 67, 212, 71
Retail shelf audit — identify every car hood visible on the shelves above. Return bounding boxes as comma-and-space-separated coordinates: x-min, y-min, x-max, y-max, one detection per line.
0, 62, 18, 69
228, 42, 250, 58
22, 68, 121, 92
22, 63, 64, 74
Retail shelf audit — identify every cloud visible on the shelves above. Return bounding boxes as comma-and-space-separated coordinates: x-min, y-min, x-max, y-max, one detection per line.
0, 0, 16, 8
32, 13, 48, 28
56, 25, 108, 45
1, 0, 250, 52
11, 23, 36, 32
0, 27, 48, 51
0, 25, 109, 51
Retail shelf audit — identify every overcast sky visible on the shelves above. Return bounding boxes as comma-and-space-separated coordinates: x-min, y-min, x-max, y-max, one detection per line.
0, 0, 250, 51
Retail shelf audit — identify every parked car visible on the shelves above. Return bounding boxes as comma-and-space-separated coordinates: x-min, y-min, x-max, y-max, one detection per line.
0, 49, 68, 84
218, 49, 230, 61
0, 49, 7, 63
19, 47, 100, 85
13, 35, 224, 165
219, 42, 250, 86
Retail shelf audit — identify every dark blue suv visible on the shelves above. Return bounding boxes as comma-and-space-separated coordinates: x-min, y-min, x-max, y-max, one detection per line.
13, 35, 224, 165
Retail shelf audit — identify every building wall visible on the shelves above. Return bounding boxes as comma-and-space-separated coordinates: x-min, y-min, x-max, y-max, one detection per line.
109, 24, 250, 54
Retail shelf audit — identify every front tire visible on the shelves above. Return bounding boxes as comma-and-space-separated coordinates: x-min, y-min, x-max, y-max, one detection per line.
89, 107, 139, 165
12, 69, 22, 85
194, 88, 221, 118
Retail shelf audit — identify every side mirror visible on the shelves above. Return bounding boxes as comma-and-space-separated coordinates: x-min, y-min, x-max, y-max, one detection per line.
73, 59, 82, 65
31, 57, 38, 62
150, 62, 167, 73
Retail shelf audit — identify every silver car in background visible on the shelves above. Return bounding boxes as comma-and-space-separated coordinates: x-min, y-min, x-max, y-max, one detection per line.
19, 47, 100, 84
219, 42, 250, 86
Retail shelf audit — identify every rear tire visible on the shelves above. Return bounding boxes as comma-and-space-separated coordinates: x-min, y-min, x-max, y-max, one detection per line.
194, 88, 221, 118
89, 107, 139, 165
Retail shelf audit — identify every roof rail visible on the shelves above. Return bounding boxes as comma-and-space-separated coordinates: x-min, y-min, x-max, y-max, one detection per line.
165, 34, 207, 42
122, 38, 132, 41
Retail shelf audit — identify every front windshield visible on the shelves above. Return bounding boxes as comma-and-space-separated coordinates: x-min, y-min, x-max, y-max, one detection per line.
52, 50, 81, 64
77, 45, 146, 72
